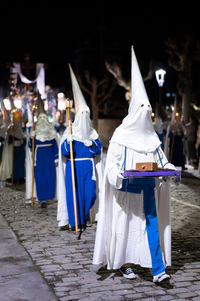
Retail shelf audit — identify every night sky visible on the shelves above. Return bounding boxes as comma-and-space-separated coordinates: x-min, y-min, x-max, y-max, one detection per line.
0, 5, 199, 100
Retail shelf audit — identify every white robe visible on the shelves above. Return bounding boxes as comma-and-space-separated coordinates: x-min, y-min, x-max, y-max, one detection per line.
56, 133, 69, 227
0, 134, 12, 181
0, 123, 25, 181
25, 135, 37, 200
93, 142, 174, 270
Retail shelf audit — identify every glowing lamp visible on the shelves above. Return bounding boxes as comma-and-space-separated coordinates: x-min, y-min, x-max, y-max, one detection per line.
175, 112, 180, 119
58, 99, 66, 111
65, 98, 73, 109
44, 100, 48, 111
155, 69, 166, 87
57, 92, 66, 111
3, 98, 11, 111
14, 97, 22, 109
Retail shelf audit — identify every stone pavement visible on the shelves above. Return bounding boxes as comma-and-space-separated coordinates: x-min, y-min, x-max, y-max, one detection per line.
0, 170, 200, 301
0, 211, 58, 301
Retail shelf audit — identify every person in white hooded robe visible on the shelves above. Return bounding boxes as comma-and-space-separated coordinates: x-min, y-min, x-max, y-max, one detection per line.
0, 106, 10, 164
0, 110, 26, 184
57, 64, 103, 231
28, 97, 59, 208
93, 47, 176, 284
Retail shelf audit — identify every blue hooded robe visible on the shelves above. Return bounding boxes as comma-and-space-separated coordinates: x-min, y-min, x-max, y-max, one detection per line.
61, 138, 102, 227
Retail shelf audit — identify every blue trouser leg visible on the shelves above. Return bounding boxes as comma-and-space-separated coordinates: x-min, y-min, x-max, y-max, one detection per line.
120, 178, 166, 276
143, 188, 165, 276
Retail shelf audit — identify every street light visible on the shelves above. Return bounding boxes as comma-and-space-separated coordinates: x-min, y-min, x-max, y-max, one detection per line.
155, 69, 166, 117
57, 92, 66, 124
13, 96, 22, 110
155, 69, 166, 87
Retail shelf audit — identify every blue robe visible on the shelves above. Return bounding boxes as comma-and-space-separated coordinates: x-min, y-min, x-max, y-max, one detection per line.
8, 136, 26, 180
29, 138, 58, 201
61, 139, 102, 227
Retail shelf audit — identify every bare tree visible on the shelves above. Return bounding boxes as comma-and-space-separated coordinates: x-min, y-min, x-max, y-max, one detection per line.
77, 72, 117, 129
165, 33, 200, 122
105, 61, 131, 102
76, 55, 155, 130
105, 59, 155, 103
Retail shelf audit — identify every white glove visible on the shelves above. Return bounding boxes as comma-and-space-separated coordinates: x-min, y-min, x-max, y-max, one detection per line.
68, 134, 73, 142
116, 171, 125, 189
84, 140, 93, 147
164, 163, 176, 170
118, 171, 125, 179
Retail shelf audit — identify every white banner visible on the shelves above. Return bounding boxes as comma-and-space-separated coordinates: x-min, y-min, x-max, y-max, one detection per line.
12, 63, 46, 99
36, 63, 46, 99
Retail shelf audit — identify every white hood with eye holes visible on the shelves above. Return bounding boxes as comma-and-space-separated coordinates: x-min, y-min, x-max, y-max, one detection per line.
111, 47, 161, 153
35, 113, 57, 142
62, 64, 98, 145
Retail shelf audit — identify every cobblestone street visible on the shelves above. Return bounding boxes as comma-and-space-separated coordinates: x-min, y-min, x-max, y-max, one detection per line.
0, 171, 200, 301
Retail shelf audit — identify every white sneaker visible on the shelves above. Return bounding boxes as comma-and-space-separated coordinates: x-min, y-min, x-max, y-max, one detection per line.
25, 199, 32, 204
153, 272, 170, 283
25, 199, 38, 204
119, 266, 136, 279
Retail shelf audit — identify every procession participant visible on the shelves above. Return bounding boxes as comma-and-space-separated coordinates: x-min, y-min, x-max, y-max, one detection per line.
0, 105, 10, 164
0, 109, 26, 184
10, 111, 26, 184
183, 115, 198, 167
57, 64, 103, 231
55, 92, 69, 138
195, 121, 200, 170
0, 99, 12, 182
25, 92, 35, 134
169, 117, 185, 170
28, 95, 59, 208
25, 95, 37, 203
153, 116, 166, 151
93, 47, 176, 284
0, 115, 5, 163
164, 97, 185, 169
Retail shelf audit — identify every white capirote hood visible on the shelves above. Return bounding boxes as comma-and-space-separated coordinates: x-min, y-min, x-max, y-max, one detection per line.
63, 64, 98, 144
111, 46, 161, 153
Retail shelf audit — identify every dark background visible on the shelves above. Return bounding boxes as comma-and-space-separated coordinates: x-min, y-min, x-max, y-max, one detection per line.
0, 5, 199, 108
